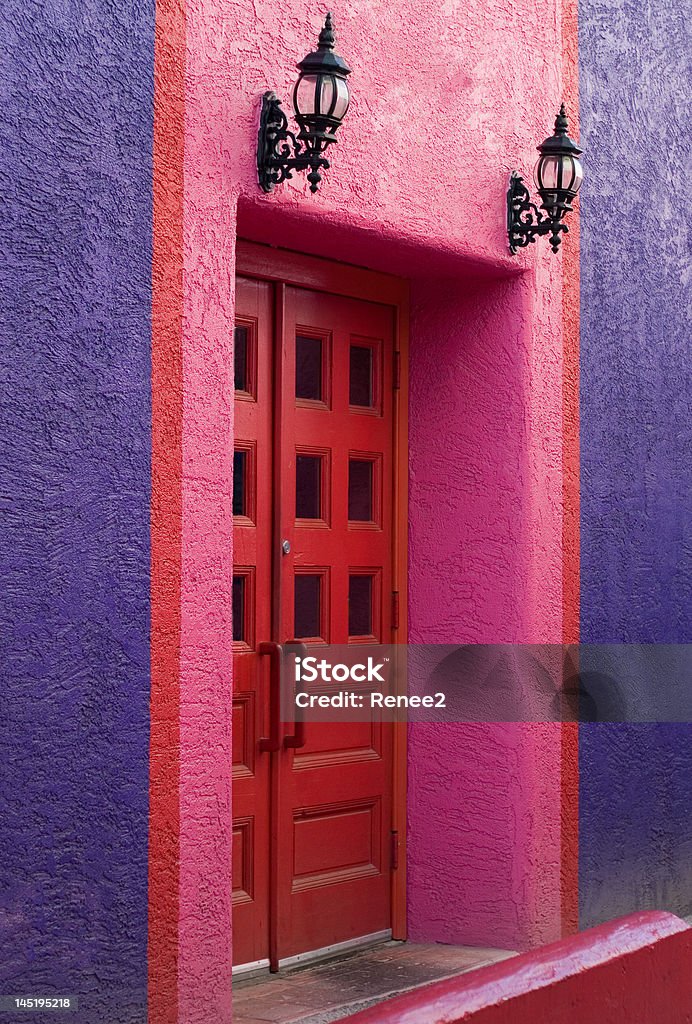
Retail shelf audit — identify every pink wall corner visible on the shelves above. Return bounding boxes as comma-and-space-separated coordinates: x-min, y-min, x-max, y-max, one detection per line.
180, 1, 240, 1019
406, 269, 565, 951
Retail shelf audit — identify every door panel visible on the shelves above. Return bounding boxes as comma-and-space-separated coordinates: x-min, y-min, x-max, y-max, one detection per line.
232, 277, 273, 967
276, 287, 394, 959
232, 274, 396, 968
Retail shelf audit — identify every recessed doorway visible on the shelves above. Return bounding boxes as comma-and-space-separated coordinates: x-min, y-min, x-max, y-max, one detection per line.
232, 242, 408, 972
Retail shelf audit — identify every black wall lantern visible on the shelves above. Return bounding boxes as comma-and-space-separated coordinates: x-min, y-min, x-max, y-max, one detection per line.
507, 105, 583, 255
257, 13, 351, 194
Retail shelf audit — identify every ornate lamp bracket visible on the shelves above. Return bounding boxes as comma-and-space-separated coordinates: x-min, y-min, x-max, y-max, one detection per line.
507, 172, 568, 255
506, 105, 582, 256
257, 92, 331, 194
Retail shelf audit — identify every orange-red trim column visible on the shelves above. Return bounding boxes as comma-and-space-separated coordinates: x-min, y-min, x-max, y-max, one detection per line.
560, 0, 581, 938
150, 0, 186, 1021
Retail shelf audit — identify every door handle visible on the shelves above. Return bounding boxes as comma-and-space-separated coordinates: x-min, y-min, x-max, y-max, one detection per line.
283, 641, 307, 750
259, 641, 283, 752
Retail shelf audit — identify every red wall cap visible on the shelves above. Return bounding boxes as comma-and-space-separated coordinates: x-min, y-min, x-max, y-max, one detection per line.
341, 913, 692, 1024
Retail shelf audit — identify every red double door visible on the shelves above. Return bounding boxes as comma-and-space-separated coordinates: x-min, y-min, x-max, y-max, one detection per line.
232, 268, 398, 969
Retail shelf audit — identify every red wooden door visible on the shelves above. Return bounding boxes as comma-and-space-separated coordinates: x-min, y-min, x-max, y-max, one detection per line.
275, 287, 395, 960
233, 270, 397, 969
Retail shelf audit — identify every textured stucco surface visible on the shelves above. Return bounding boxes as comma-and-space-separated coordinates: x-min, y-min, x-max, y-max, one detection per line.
578, 0, 692, 925
213, 0, 569, 267
0, 2, 154, 1022
179, 0, 573, 993
406, 273, 566, 951
150, 0, 185, 1021
0, 0, 577, 1018
179, 2, 237, 1020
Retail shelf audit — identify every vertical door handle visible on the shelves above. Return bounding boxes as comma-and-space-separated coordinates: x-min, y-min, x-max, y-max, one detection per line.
258, 641, 283, 752
283, 641, 308, 750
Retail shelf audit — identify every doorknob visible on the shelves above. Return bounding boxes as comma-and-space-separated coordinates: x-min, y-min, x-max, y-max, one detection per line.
258, 641, 283, 752
283, 641, 308, 750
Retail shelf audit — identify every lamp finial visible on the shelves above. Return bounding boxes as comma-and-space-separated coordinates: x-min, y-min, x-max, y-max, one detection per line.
555, 104, 569, 135
318, 12, 335, 50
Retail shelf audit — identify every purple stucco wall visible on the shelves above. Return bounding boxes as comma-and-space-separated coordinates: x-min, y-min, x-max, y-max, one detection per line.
578, 0, 692, 925
0, 3, 154, 1021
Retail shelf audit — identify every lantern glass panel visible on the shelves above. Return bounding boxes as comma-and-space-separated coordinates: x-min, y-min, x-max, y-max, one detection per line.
535, 154, 560, 192
318, 76, 336, 116
295, 74, 319, 116
332, 77, 350, 120
570, 157, 584, 194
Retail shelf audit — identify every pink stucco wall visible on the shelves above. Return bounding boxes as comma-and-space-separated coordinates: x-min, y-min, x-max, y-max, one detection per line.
406, 271, 565, 952
179, 0, 573, 1018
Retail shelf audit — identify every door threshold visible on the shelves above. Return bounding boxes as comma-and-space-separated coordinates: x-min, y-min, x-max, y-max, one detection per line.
232, 958, 271, 981
232, 940, 517, 1024
279, 930, 393, 972
233, 930, 392, 981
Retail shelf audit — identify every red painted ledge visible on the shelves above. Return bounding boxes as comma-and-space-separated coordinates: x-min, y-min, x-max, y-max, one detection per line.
341, 913, 692, 1024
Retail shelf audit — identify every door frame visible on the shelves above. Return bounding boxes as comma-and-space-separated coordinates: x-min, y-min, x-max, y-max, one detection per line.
235, 239, 409, 942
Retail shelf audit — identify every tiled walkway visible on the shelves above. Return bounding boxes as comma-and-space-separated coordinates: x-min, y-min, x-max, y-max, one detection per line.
233, 941, 516, 1024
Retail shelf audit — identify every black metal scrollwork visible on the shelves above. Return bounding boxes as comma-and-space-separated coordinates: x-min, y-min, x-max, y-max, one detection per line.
507, 171, 569, 255
257, 92, 331, 195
